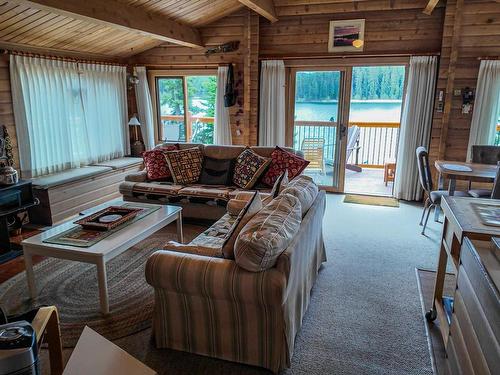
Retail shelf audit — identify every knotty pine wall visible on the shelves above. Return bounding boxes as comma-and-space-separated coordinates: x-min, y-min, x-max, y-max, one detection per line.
0, 54, 18, 169
129, 9, 259, 145
129, 6, 446, 146
429, 0, 500, 170
259, 8, 445, 58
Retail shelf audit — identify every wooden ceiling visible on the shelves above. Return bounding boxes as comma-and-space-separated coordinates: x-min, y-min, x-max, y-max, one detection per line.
0, 0, 442, 59
0, 0, 244, 58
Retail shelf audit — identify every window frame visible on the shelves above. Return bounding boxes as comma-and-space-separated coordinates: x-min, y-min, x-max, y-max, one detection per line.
148, 69, 218, 144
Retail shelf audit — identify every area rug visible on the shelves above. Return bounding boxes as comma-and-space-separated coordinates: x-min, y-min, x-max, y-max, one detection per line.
344, 194, 399, 207
0, 222, 205, 347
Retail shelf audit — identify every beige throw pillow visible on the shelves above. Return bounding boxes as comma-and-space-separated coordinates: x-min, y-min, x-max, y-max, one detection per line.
234, 193, 302, 272
222, 192, 262, 259
280, 175, 318, 216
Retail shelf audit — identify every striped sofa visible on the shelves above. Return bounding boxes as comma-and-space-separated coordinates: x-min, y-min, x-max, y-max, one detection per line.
145, 190, 326, 372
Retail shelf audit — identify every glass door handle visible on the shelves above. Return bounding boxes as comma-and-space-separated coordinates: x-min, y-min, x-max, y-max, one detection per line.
339, 124, 347, 139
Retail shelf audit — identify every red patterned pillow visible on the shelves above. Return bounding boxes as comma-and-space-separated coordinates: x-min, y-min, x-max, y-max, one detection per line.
143, 145, 177, 181
262, 146, 310, 186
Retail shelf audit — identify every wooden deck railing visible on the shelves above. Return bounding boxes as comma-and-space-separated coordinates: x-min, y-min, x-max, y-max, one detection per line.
161, 115, 399, 167
160, 114, 214, 141
294, 120, 400, 168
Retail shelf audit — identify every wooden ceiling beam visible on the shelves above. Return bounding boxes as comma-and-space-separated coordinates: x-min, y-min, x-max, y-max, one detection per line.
9, 0, 204, 48
238, 0, 278, 23
423, 0, 440, 15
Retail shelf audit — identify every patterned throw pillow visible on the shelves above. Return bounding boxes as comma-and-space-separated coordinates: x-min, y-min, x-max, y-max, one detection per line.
232, 148, 271, 189
261, 146, 310, 186
143, 145, 178, 181
165, 147, 204, 184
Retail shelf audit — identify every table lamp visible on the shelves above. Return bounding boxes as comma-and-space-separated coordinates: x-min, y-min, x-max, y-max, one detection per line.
128, 115, 145, 156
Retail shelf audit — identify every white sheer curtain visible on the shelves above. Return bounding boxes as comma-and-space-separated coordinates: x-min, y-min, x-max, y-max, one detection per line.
394, 56, 438, 201
467, 60, 500, 160
215, 66, 232, 145
10, 55, 128, 178
259, 60, 285, 146
134, 66, 156, 150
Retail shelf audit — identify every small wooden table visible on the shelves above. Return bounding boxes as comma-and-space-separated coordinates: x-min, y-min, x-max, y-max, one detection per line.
21, 199, 183, 314
434, 160, 497, 219
434, 160, 497, 194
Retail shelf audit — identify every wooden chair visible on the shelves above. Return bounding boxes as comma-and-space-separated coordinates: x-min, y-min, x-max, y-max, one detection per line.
301, 138, 325, 174
346, 125, 362, 172
468, 145, 500, 197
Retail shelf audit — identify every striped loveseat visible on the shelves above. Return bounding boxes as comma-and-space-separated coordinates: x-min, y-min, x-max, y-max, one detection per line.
145, 189, 326, 372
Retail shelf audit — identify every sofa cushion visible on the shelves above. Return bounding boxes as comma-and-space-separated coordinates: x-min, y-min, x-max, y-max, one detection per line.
280, 175, 318, 217
31, 166, 112, 189
179, 185, 235, 201
91, 157, 143, 170
232, 148, 271, 189
143, 146, 177, 181
234, 193, 302, 272
164, 241, 223, 258
223, 192, 262, 259
226, 199, 248, 216
199, 157, 234, 185
203, 144, 246, 159
165, 147, 204, 184
262, 147, 309, 186
269, 170, 289, 200
127, 182, 184, 196
191, 213, 238, 248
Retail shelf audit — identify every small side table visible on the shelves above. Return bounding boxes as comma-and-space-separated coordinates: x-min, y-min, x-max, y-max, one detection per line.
383, 161, 396, 186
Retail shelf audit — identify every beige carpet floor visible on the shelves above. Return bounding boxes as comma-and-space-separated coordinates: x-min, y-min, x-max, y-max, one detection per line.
5, 194, 444, 374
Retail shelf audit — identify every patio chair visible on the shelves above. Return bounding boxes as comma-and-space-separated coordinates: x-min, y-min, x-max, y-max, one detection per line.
416, 146, 469, 235
301, 138, 325, 174
346, 125, 362, 172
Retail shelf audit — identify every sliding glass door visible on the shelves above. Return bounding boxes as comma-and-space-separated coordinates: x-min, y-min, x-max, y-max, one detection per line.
288, 68, 350, 192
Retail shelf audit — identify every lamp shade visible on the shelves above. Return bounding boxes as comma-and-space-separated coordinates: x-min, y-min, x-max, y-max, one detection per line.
128, 115, 141, 126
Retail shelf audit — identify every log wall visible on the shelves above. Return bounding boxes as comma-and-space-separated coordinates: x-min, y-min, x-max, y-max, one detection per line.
429, 0, 500, 167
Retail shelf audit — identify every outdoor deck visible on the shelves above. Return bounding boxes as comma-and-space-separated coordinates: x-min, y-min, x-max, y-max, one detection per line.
304, 166, 394, 196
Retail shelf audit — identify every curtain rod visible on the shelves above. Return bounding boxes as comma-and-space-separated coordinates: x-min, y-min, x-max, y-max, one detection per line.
0, 48, 127, 66
477, 56, 500, 60
134, 63, 235, 69
259, 52, 441, 60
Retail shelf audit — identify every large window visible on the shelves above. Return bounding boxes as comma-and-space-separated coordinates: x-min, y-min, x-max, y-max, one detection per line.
155, 74, 216, 144
10, 56, 127, 178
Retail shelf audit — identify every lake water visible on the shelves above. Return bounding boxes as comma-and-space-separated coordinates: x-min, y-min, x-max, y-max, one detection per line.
295, 101, 403, 123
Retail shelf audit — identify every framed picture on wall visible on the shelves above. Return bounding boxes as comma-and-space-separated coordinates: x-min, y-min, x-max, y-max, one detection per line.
328, 19, 365, 52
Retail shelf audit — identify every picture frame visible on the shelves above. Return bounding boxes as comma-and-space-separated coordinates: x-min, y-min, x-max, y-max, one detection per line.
328, 19, 365, 53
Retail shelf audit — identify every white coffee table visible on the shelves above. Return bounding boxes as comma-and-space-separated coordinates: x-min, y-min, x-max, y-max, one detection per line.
21, 199, 183, 314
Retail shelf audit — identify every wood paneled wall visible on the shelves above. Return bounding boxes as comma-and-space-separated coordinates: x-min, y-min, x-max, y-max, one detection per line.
130, 6, 446, 146
0, 54, 18, 169
260, 8, 445, 58
2, 0, 499, 171
129, 9, 259, 145
429, 0, 500, 167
